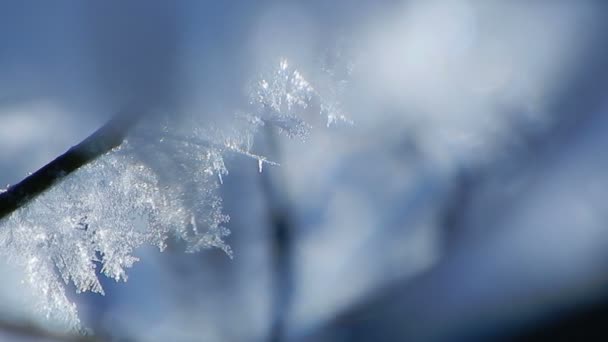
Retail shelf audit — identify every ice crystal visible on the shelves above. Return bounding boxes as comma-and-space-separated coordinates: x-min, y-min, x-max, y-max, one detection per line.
250, 58, 352, 139
0, 58, 349, 331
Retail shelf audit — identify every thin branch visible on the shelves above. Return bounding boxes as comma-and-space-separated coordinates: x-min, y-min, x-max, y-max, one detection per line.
0, 112, 141, 220
260, 126, 295, 342
0, 319, 100, 342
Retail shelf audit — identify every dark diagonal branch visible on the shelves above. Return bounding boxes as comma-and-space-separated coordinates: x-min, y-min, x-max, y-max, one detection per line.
0, 319, 100, 342
0, 112, 141, 220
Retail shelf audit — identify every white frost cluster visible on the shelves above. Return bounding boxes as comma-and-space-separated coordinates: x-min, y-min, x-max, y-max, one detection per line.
0, 58, 349, 331
251, 58, 351, 136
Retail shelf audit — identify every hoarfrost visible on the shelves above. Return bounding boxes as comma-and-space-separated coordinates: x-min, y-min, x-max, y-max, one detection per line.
0, 58, 349, 331
250, 58, 351, 139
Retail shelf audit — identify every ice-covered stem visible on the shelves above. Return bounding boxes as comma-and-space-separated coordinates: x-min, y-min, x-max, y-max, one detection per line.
0, 111, 141, 220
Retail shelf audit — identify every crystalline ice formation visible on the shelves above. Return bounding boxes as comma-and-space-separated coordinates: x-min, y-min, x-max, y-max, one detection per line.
251, 58, 352, 139
0, 57, 349, 331
0, 143, 232, 331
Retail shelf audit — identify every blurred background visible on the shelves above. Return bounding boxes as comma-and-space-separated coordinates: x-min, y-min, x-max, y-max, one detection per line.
1, 0, 608, 341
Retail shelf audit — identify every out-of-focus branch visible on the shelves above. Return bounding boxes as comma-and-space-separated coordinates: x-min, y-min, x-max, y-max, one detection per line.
260, 126, 295, 342
0, 319, 101, 342
0, 112, 141, 220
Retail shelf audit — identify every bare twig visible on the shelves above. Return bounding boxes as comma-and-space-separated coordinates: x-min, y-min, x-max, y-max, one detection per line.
0, 319, 101, 342
260, 126, 295, 342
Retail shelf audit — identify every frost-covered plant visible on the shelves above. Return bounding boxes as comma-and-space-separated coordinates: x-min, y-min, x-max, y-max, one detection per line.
0, 58, 349, 331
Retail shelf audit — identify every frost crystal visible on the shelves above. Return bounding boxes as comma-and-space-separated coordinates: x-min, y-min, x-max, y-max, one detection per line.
0, 58, 349, 331
250, 58, 352, 139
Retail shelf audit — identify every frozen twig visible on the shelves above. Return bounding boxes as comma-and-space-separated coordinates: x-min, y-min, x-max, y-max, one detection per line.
0, 111, 141, 220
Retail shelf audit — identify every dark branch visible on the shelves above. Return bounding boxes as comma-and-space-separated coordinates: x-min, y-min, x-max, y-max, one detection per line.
0, 319, 100, 342
0, 112, 140, 220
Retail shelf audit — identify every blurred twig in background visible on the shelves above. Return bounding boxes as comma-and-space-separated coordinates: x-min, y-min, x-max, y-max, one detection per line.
0, 319, 100, 342
260, 126, 296, 342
